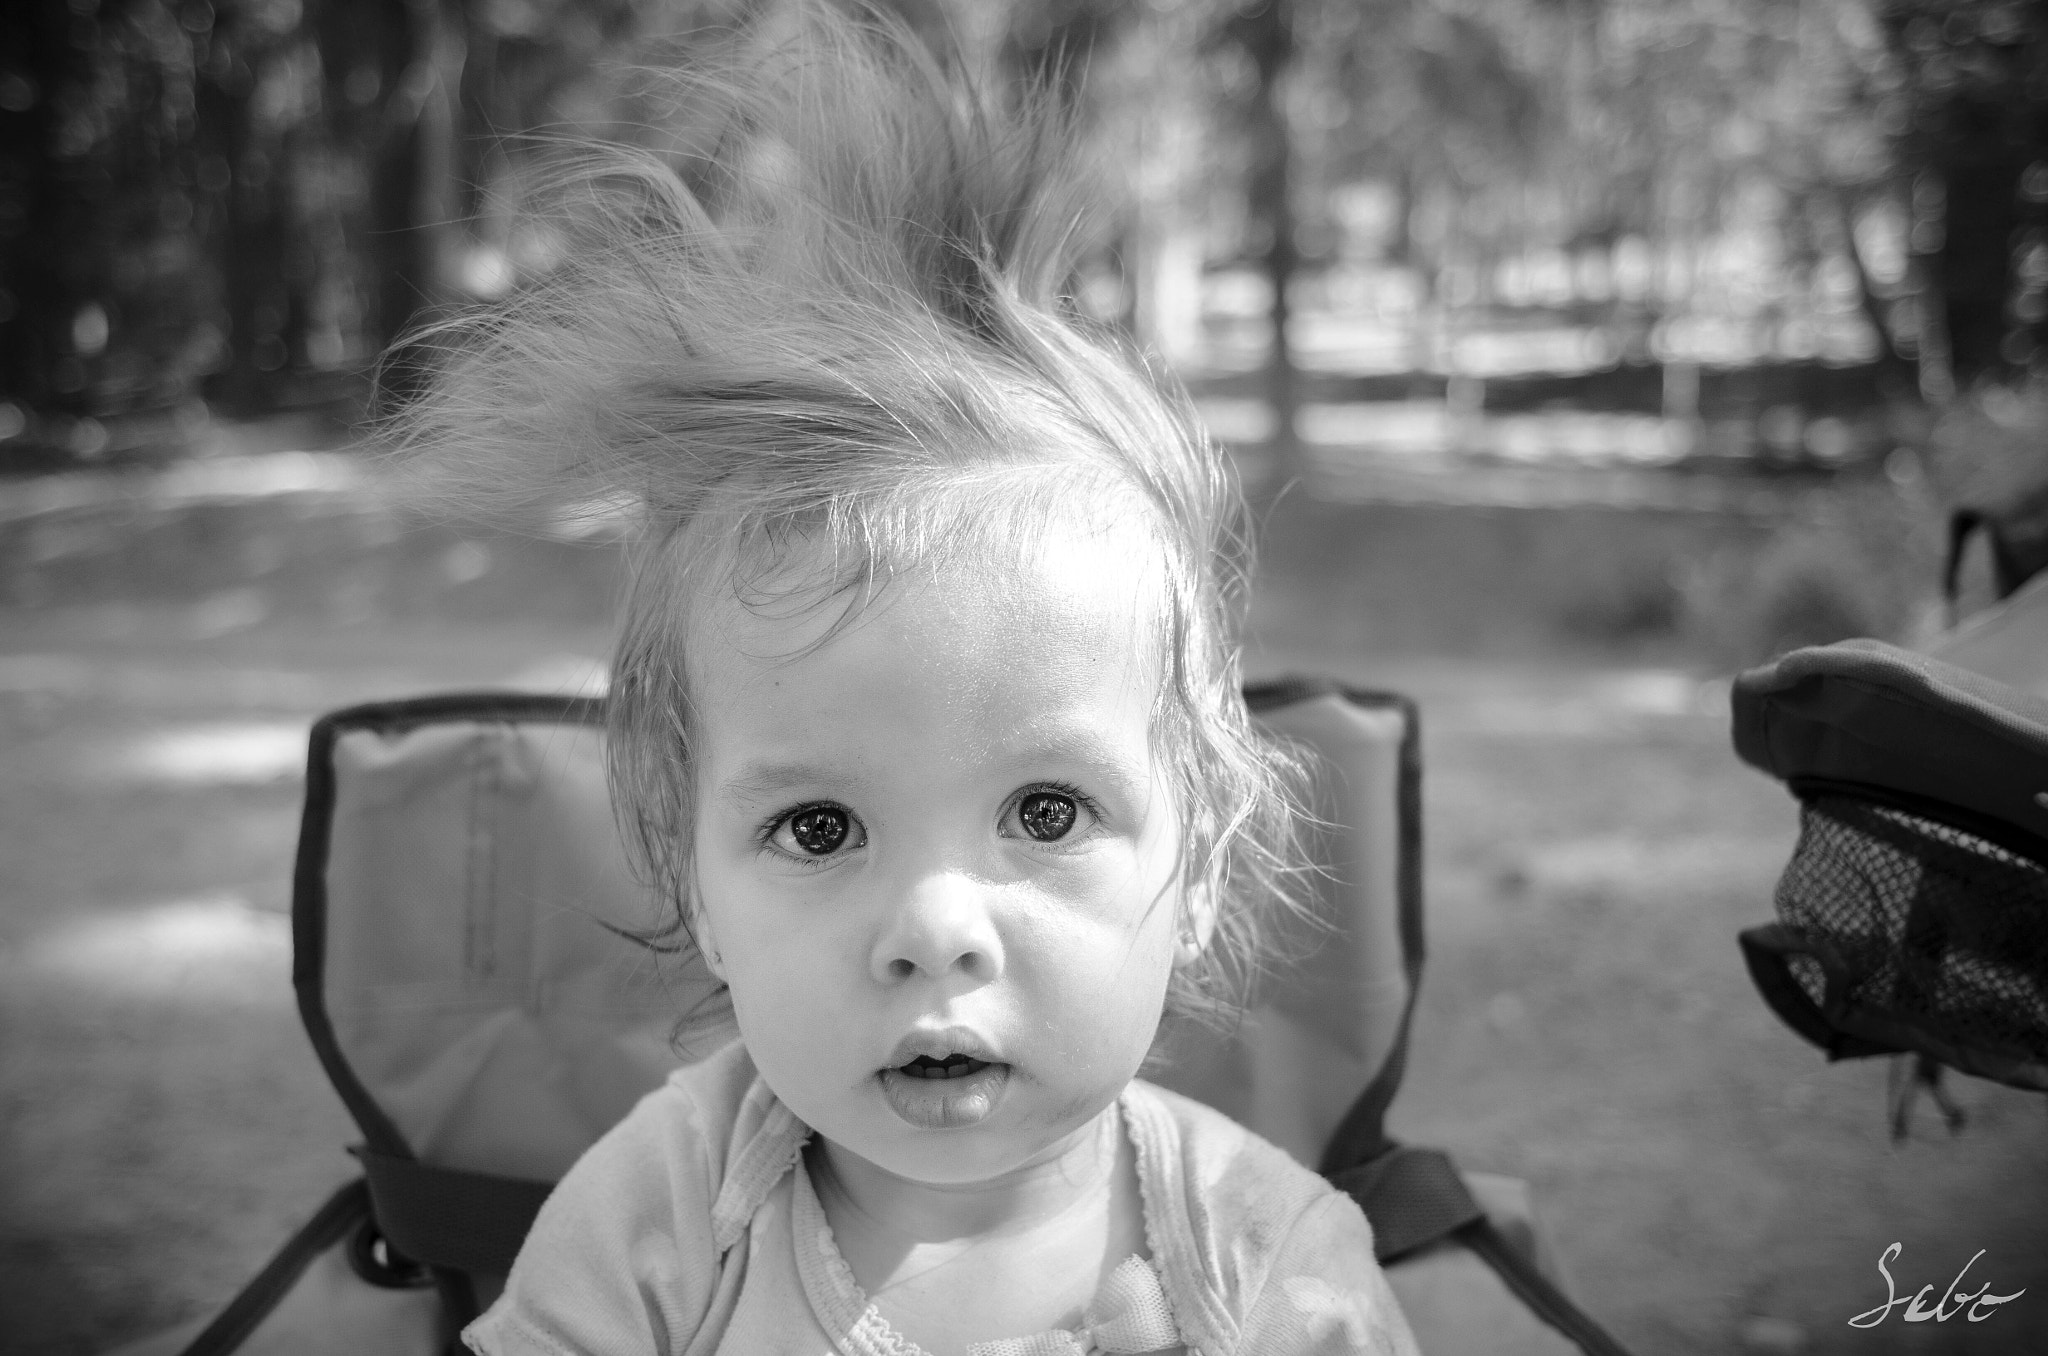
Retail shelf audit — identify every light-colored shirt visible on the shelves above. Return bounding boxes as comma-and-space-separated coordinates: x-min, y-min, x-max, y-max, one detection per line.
465, 1040, 1420, 1356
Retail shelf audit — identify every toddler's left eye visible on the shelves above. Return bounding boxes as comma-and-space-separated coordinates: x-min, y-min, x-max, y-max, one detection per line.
1016, 791, 1079, 842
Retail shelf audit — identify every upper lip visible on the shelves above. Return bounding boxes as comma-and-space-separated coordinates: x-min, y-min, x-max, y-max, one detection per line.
883, 1027, 1004, 1070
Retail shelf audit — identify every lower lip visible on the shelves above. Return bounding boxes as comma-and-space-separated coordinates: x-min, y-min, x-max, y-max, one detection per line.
877, 1062, 1011, 1129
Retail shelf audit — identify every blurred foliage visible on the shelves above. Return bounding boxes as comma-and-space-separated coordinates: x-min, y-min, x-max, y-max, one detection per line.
1065, 0, 2048, 454
1679, 474, 1942, 663
1927, 382, 2048, 508
2, 0, 2046, 474
0, 0, 727, 465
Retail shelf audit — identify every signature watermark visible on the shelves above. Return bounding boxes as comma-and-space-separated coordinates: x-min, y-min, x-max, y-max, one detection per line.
1848, 1244, 2027, 1327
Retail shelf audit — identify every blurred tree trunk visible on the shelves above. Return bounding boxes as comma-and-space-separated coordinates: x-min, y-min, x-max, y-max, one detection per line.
1236, 0, 1300, 492
324, 0, 460, 409
199, 9, 280, 411
0, 1, 80, 423
194, 0, 367, 415
1922, 146, 2026, 393
1879, 2, 2048, 393
1116, 25, 1203, 366
1386, 166, 1440, 402
3, 0, 224, 448
1825, 186, 1937, 462
1829, 191, 1917, 390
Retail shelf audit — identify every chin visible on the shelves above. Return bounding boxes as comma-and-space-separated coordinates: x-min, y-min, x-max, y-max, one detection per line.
865, 1128, 1057, 1185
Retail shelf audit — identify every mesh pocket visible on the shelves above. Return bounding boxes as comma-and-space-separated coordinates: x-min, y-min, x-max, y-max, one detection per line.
1776, 794, 2048, 1065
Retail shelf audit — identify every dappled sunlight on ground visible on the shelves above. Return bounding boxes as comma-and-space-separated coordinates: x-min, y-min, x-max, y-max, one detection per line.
12, 894, 289, 997
86, 723, 311, 787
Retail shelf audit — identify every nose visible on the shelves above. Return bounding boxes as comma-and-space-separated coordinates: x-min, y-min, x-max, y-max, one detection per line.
870, 870, 1005, 987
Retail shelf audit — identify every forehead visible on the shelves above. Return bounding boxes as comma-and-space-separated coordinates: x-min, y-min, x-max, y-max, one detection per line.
685, 519, 1169, 768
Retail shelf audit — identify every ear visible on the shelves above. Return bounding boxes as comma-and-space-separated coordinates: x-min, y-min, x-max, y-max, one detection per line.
696, 914, 726, 981
684, 869, 725, 981
1174, 881, 1218, 969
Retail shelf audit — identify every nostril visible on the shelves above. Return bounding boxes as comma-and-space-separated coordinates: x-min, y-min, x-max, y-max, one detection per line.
883, 951, 987, 981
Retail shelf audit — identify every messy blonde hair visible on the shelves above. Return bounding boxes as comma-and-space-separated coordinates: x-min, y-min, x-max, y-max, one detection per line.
388, 0, 1309, 1026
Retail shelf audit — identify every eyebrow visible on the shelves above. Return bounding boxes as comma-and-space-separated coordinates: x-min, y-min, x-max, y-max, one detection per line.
716, 730, 1151, 807
1004, 730, 1150, 796
720, 761, 840, 805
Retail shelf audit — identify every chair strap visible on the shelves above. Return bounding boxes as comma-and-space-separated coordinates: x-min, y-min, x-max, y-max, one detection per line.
1328, 1143, 1483, 1263
1946, 503, 2048, 607
354, 1148, 555, 1279
1331, 1143, 1637, 1356
1737, 923, 1898, 1061
177, 1179, 370, 1356
1455, 1215, 1638, 1356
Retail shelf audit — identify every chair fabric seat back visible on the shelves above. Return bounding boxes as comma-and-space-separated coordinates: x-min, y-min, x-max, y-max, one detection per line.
300, 683, 1419, 1188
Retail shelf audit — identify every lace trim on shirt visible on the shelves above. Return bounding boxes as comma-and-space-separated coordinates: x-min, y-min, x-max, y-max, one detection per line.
789, 1104, 1185, 1356
1118, 1084, 1232, 1353
791, 1154, 938, 1356
711, 1092, 809, 1254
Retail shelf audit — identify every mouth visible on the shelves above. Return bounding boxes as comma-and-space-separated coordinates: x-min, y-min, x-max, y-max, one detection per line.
893, 1053, 995, 1080
876, 1035, 1011, 1129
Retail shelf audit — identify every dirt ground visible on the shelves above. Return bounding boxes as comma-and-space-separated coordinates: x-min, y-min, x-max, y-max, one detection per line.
3, 598, 2045, 1354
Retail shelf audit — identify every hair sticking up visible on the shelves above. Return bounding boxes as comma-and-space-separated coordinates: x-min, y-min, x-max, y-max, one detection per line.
386, 0, 1317, 1031
389, 1, 1096, 523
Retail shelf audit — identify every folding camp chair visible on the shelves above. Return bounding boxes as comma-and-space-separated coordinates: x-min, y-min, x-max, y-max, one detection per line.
116, 681, 1631, 1356
1733, 563, 2048, 1135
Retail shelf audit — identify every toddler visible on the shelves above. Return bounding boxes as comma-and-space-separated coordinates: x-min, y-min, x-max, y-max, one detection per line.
397, 5, 1418, 1353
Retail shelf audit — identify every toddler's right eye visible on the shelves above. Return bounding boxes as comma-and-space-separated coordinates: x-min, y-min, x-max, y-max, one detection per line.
769, 804, 865, 859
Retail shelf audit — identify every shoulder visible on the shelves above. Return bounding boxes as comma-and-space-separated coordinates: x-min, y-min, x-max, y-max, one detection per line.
544, 1035, 800, 1251
660, 1034, 769, 1160
1125, 1081, 1416, 1356
465, 1038, 794, 1356
1126, 1078, 1348, 1246
541, 1035, 757, 1211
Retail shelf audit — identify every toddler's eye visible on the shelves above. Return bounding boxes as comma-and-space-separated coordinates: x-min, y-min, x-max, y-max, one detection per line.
771, 805, 863, 858
1016, 791, 1079, 842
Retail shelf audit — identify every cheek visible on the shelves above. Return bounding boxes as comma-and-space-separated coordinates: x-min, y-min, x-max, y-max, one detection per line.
1027, 890, 1180, 1051
711, 901, 850, 1081
1058, 846, 1185, 970
692, 857, 830, 1011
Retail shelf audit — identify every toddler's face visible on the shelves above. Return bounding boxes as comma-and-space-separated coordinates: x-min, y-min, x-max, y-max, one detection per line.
687, 524, 1190, 1186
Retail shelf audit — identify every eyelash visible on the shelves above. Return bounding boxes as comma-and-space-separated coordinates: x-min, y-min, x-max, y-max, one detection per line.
755, 801, 862, 868
753, 782, 1107, 866
1004, 781, 1106, 847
